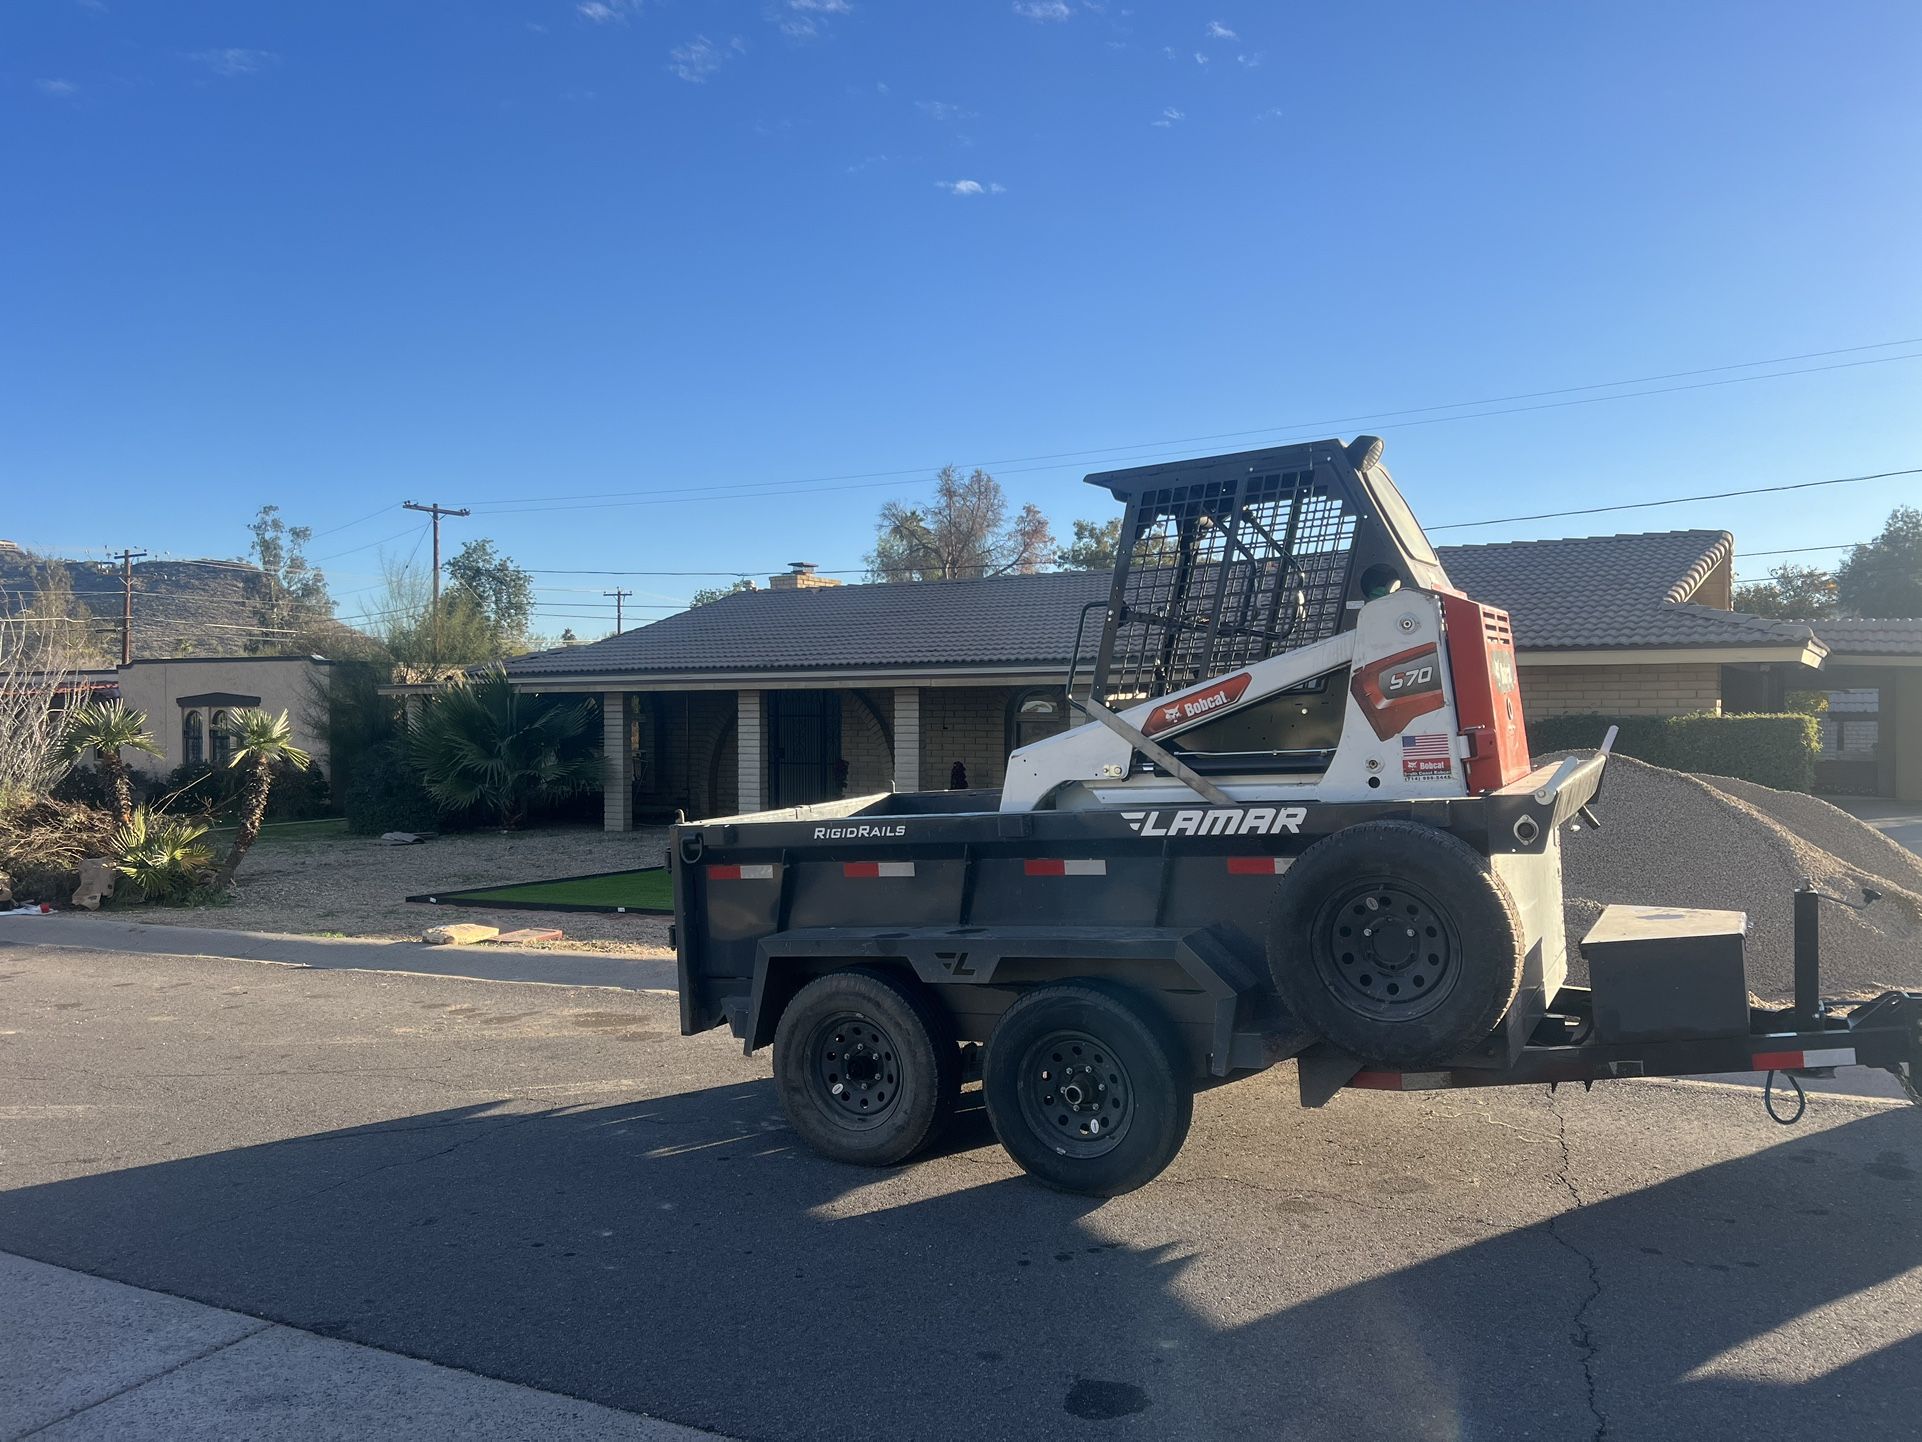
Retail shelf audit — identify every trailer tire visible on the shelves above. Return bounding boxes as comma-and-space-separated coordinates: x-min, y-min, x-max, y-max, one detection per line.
983, 982, 1192, 1196
773, 968, 960, 1168
1265, 819, 1526, 1067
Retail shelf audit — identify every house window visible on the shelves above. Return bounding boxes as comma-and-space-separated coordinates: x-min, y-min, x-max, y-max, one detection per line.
1007, 688, 1069, 754
210, 711, 233, 766
182, 711, 204, 765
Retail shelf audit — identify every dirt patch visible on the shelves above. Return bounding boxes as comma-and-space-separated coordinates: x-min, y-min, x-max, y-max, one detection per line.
129, 823, 674, 957
1556, 755, 1922, 1000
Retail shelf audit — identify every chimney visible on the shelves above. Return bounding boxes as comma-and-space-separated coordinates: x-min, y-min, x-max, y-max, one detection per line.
768, 561, 841, 591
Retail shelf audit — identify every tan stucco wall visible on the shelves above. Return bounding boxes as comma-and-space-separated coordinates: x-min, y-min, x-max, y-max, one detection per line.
1518, 663, 1724, 719
115, 657, 331, 775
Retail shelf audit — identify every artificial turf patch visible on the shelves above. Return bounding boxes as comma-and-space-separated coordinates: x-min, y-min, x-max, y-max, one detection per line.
407, 867, 672, 915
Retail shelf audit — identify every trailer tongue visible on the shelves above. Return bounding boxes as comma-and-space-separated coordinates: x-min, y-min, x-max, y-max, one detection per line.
669, 437, 1922, 1194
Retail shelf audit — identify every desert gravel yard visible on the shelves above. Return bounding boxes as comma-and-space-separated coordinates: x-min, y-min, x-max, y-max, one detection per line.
132, 822, 675, 954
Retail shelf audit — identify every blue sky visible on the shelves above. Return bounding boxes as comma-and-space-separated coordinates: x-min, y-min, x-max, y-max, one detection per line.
5, 0, 1919, 637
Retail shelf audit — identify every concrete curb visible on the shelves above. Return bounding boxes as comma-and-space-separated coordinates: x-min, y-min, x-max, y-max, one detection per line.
0, 914, 676, 992
0, 1251, 730, 1440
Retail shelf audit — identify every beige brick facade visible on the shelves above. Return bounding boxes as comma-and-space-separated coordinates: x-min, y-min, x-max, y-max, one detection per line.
841, 690, 894, 794
1518, 663, 1724, 718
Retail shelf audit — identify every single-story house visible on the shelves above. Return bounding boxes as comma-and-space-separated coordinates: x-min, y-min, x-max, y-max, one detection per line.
66, 655, 335, 776
487, 532, 1922, 828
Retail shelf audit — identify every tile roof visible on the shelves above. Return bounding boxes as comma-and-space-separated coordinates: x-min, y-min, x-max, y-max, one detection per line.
1436, 530, 1820, 652
507, 529, 1825, 682
506, 569, 1114, 678
1807, 617, 1922, 657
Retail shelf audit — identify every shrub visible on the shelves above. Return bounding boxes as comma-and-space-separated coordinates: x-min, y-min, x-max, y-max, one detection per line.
1529, 711, 1821, 792
158, 757, 333, 824
112, 807, 217, 904
343, 740, 443, 836
407, 669, 599, 829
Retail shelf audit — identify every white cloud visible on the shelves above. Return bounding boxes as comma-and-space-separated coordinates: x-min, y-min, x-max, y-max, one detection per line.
1254, 105, 1283, 120
189, 48, 278, 77
1206, 20, 1236, 39
937, 179, 1004, 196
916, 99, 976, 123
1193, 50, 1210, 64
577, 1, 643, 22
1012, 1, 1071, 20
789, 0, 852, 10
36, 78, 78, 97
1237, 51, 1263, 68
1151, 106, 1183, 127
669, 34, 744, 82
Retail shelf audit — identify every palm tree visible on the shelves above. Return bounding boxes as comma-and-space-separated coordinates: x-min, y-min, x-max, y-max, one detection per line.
407, 667, 599, 829
212, 708, 313, 889
60, 699, 163, 826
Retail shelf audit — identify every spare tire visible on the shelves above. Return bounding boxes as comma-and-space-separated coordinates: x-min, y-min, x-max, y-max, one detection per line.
1265, 819, 1525, 1067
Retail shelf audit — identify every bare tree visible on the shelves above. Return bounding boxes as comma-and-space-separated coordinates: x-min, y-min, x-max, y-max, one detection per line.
867, 467, 1054, 582
0, 615, 83, 804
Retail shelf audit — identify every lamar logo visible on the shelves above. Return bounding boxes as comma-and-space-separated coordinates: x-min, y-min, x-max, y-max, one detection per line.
1121, 806, 1306, 838
1141, 672, 1254, 737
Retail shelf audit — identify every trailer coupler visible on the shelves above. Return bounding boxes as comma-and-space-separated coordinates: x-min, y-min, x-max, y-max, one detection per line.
1303, 988, 1922, 1117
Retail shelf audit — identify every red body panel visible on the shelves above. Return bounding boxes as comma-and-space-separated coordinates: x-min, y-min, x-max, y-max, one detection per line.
1442, 593, 1530, 792
1348, 643, 1446, 741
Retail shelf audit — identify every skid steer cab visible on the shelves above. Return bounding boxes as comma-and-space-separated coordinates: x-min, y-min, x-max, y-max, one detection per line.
669, 437, 1922, 1196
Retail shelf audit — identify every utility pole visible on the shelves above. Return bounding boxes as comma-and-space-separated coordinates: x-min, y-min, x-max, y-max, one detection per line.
604, 588, 632, 634
111, 548, 148, 666
401, 501, 470, 666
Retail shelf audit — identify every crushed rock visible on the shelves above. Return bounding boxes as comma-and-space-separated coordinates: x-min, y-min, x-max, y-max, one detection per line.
1548, 754, 1922, 1001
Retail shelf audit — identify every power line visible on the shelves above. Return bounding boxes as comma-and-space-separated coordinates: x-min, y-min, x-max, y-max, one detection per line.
456, 345, 1922, 518
1427, 466, 1922, 533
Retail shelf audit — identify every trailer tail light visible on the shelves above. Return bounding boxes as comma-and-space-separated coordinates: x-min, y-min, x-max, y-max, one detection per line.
1023, 859, 1108, 876
1225, 856, 1288, 875
842, 861, 916, 879
707, 864, 775, 881
1752, 1046, 1855, 1070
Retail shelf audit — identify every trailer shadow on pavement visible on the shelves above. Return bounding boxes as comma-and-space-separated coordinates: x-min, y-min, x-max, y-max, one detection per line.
0, 1081, 1917, 1442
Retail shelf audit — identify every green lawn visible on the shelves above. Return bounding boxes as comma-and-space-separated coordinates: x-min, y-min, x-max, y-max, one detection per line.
426, 868, 673, 914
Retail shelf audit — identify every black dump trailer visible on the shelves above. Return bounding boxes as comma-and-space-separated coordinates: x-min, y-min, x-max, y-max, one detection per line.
668, 440, 1922, 1194
669, 776, 1922, 1194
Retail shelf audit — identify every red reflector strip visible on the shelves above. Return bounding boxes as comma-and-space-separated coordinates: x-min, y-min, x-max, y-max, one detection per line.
1752, 1046, 1855, 1070
707, 864, 774, 881
843, 861, 915, 879
1225, 856, 1287, 875
1023, 859, 1107, 877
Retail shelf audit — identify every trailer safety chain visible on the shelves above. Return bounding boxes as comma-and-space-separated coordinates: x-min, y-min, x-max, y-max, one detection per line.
1763, 1069, 1807, 1126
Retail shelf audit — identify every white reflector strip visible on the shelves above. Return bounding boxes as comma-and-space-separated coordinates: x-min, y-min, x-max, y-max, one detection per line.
1802, 1047, 1856, 1068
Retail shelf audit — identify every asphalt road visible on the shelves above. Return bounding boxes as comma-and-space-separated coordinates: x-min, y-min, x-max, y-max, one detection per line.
2, 946, 1919, 1442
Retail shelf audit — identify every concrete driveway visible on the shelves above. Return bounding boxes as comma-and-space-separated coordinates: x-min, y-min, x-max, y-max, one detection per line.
1, 945, 1918, 1441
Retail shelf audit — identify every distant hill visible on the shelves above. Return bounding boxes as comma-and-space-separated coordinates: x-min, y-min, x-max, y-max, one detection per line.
0, 541, 371, 662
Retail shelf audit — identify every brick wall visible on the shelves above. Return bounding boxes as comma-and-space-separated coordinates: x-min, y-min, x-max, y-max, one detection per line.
622, 691, 739, 819
1518, 663, 1724, 718
915, 685, 1071, 791
841, 690, 894, 794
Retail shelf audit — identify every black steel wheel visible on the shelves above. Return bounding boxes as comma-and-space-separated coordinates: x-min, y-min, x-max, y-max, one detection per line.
984, 982, 1191, 1196
773, 968, 959, 1167
1266, 819, 1526, 1067
1311, 877, 1461, 1023
1014, 1029, 1136, 1159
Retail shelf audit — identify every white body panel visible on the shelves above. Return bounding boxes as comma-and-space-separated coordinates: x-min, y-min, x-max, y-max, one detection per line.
1002, 591, 1471, 813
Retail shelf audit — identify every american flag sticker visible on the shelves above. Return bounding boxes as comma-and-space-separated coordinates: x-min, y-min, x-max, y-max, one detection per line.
1401, 733, 1453, 776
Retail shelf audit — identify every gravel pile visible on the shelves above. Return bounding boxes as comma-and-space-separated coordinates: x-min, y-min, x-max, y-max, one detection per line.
1551, 755, 1922, 1000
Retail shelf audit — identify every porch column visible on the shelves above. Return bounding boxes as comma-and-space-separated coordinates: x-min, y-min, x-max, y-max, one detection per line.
893, 687, 921, 794
737, 690, 768, 812
602, 692, 632, 832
